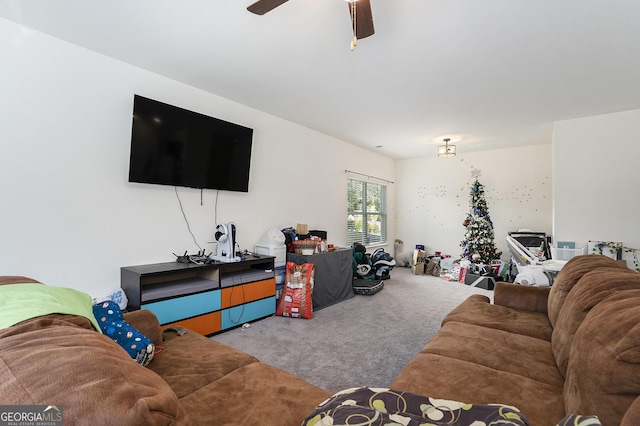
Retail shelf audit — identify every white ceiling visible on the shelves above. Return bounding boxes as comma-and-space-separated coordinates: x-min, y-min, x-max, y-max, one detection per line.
1, 0, 639, 159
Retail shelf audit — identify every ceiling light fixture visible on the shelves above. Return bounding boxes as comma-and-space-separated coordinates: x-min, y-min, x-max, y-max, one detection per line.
438, 138, 456, 157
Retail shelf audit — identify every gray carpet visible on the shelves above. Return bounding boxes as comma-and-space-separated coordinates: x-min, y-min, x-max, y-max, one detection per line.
211, 266, 493, 393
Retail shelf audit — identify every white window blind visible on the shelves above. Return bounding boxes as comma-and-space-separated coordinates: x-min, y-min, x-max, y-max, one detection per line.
347, 178, 387, 246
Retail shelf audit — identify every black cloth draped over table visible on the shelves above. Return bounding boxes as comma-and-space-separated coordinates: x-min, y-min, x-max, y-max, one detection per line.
286, 248, 354, 310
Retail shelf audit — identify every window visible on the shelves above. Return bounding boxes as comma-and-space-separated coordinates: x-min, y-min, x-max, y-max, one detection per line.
347, 178, 387, 246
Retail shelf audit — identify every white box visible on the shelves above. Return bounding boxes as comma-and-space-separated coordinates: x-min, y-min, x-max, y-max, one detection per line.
440, 257, 455, 271
587, 241, 621, 259
551, 247, 584, 261
254, 244, 287, 267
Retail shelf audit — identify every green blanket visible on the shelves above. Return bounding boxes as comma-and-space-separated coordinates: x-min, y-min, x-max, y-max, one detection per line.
0, 283, 101, 332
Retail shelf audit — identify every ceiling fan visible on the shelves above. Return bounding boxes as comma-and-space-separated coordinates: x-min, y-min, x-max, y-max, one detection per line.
247, 0, 375, 41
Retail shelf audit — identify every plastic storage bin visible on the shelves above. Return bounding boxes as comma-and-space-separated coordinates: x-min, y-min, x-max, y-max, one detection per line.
274, 265, 286, 301
551, 247, 584, 261
254, 244, 286, 267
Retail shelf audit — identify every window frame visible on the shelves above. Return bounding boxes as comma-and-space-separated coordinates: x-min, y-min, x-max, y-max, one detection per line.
347, 178, 388, 246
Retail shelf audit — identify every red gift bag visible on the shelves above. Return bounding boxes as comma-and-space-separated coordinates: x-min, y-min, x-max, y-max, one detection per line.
458, 267, 468, 283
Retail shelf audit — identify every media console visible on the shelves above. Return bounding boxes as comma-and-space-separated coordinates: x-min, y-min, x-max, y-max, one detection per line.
121, 255, 276, 336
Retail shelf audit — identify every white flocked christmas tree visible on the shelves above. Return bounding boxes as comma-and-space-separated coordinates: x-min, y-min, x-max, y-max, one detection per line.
460, 170, 502, 264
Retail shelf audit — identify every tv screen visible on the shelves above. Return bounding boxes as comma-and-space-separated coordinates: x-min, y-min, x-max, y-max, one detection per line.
128, 95, 253, 192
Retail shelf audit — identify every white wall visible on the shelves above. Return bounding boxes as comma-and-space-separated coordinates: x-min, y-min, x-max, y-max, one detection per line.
395, 145, 553, 261
553, 109, 640, 265
0, 18, 394, 297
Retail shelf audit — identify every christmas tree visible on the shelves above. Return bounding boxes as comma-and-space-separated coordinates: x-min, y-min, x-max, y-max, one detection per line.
460, 176, 502, 264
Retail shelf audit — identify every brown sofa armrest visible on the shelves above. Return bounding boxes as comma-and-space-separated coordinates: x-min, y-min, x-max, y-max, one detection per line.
493, 282, 550, 313
0, 276, 41, 285
123, 309, 164, 345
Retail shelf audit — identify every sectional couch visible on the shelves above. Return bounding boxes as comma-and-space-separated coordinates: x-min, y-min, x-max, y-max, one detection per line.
2, 254, 639, 425
0, 275, 330, 425
391, 254, 640, 425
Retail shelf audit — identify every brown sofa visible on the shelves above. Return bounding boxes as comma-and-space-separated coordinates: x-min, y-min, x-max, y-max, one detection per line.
3, 254, 640, 425
391, 254, 640, 425
0, 276, 331, 425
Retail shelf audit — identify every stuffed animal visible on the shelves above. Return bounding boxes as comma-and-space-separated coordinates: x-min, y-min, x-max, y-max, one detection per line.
92, 300, 155, 366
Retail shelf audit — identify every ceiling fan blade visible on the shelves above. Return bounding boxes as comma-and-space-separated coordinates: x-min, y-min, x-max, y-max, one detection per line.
247, 0, 289, 15
349, 0, 375, 39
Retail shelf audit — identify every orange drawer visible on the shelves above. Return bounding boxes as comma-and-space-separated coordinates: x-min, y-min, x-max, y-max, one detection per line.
164, 311, 221, 336
221, 278, 275, 308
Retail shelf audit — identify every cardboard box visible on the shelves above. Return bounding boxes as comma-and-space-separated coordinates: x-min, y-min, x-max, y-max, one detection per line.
411, 249, 426, 275
412, 263, 425, 275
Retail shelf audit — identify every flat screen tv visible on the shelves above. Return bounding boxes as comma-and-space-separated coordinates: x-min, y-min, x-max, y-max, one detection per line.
128, 95, 253, 192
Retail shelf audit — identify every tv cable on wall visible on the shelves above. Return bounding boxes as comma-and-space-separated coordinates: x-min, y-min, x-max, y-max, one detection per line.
175, 186, 203, 252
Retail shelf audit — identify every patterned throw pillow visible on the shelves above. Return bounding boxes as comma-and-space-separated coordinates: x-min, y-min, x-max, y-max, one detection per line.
92, 301, 155, 366
303, 387, 530, 425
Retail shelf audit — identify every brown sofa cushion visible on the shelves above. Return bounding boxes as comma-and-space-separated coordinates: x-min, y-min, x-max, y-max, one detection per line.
564, 289, 640, 426
547, 255, 624, 328
390, 351, 565, 426
493, 281, 550, 314
179, 361, 331, 425
147, 327, 261, 399
622, 395, 640, 426
421, 321, 564, 388
0, 316, 187, 424
552, 267, 640, 377
1, 313, 95, 336
442, 292, 552, 341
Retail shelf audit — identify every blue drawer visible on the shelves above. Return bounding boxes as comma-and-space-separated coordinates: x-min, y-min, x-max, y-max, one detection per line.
142, 290, 221, 324
221, 297, 275, 330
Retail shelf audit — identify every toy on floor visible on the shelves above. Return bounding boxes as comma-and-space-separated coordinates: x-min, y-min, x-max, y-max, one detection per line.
92, 300, 155, 366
